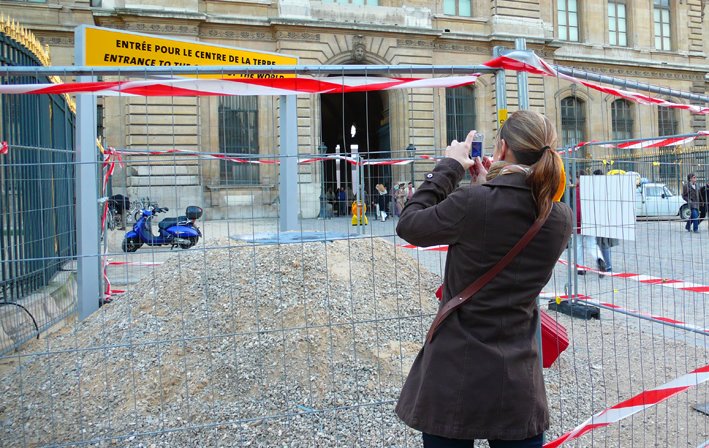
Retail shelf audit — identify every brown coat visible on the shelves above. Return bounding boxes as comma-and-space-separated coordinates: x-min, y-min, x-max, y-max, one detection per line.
395, 158, 572, 440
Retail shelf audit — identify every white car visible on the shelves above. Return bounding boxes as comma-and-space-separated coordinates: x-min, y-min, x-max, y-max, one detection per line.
635, 182, 690, 220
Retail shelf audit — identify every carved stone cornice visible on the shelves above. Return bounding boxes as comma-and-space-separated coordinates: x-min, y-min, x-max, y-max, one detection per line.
203, 29, 274, 41
396, 38, 434, 49
401, 38, 490, 55
38, 36, 73, 48
434, 42, 488, 54
276, 31, 320, 42
558, 64, 704, 82
534, 48, 556, 59
125, 22, 198, 36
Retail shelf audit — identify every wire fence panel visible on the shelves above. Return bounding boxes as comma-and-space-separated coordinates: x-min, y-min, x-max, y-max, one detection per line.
0, 66, 707, 448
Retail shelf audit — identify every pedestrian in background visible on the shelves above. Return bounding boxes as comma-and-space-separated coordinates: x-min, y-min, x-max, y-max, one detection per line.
337, 187, 347, 216
682, 173, 700, 233
394, 182, 407, 217
592, 169, 617, 274
698, 179, 709, 228
375, 183, 389, 222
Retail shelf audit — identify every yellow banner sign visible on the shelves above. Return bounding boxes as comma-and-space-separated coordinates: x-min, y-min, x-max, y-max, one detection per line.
82, 26, 298, 78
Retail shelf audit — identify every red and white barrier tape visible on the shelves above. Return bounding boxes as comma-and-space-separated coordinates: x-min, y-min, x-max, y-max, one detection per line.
106, 260, 164, 267
606, 132, 708, 149
573, 131, 709, 151
103, 261, 166, 301
544, 364, 709, 447
105, 146, 438, 166
541, 293, 709, 334
400, 243, 709, 297
399, 243, 449, 252
102, 257, 116, 302
1, 52, 705, 115
485, 51, 709, 115
558, 258, 709, 295
99, 141, 124, 231
0, 74, 480, 97
400, 244, 709, 327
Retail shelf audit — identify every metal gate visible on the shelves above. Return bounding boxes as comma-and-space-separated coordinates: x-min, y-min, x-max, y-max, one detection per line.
0, 26, 76, 353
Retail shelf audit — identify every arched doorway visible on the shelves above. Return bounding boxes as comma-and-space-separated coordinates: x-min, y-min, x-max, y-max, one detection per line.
319, 88, 390, 202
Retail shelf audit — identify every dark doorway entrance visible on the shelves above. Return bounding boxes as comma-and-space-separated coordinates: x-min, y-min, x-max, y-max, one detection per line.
320, 90, 390, 203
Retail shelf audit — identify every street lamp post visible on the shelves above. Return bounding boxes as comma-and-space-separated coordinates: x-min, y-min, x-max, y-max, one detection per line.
318, 142, 328, 219
406, 143, 416, 183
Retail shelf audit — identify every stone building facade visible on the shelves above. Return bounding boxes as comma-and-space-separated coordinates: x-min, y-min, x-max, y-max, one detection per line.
3, 0, 707, 217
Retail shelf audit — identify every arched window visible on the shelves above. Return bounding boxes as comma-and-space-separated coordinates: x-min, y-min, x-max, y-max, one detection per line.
219, 96, 259, 184
657, 106, 677, 136
446, 86, 476, 144
560, 96, 586, 147
611, 99, 633, 141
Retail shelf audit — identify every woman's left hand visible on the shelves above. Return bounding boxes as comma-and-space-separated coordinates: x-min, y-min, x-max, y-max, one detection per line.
469, 156, 490, 186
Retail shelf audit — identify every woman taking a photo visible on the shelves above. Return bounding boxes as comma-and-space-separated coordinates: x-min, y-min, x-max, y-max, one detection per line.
396, 110, 573, 448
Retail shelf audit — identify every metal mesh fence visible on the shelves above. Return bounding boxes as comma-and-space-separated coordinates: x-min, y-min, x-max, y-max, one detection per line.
0, 65, 707, 448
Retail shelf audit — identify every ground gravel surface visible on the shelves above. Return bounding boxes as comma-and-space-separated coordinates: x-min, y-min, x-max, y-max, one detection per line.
0, 237, 706, 447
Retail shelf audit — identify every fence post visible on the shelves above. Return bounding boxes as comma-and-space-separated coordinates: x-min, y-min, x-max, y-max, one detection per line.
279, 95, 299, 232
493, 46, 507, 126
515, 38, 529, 110
74, 26, 101, 319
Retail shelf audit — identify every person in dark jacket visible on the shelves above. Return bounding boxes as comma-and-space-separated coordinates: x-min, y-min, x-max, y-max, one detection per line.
395, 110, 573, 448
698, 180, 709, 228
375, 183, 390, 221
337, 187, 347, 216
682, 173, 700, 232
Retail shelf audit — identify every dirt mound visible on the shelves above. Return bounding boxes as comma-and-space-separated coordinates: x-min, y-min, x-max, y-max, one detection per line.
0, 237, 440, 447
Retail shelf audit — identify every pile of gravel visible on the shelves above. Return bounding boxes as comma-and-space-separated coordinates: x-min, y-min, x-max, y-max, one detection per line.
0, 237, 706, 447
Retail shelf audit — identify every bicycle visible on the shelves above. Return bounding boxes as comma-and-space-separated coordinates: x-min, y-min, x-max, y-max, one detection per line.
100, 196, 123, 231
126, 197, 155, 224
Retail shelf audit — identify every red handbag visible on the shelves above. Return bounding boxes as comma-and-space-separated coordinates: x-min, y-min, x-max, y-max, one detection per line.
540, 310, 569, 368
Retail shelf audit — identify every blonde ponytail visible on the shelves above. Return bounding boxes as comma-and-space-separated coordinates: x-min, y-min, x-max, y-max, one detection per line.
529, 148, 563, 219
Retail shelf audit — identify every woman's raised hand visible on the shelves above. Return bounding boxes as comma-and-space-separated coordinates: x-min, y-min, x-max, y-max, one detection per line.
444, 130, 476, 171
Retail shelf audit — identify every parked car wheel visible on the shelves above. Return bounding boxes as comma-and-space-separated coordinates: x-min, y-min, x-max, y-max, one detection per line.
679, 204, 691, 220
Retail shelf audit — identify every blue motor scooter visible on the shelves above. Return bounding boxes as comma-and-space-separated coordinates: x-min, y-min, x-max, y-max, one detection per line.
121, 204, 203, 252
